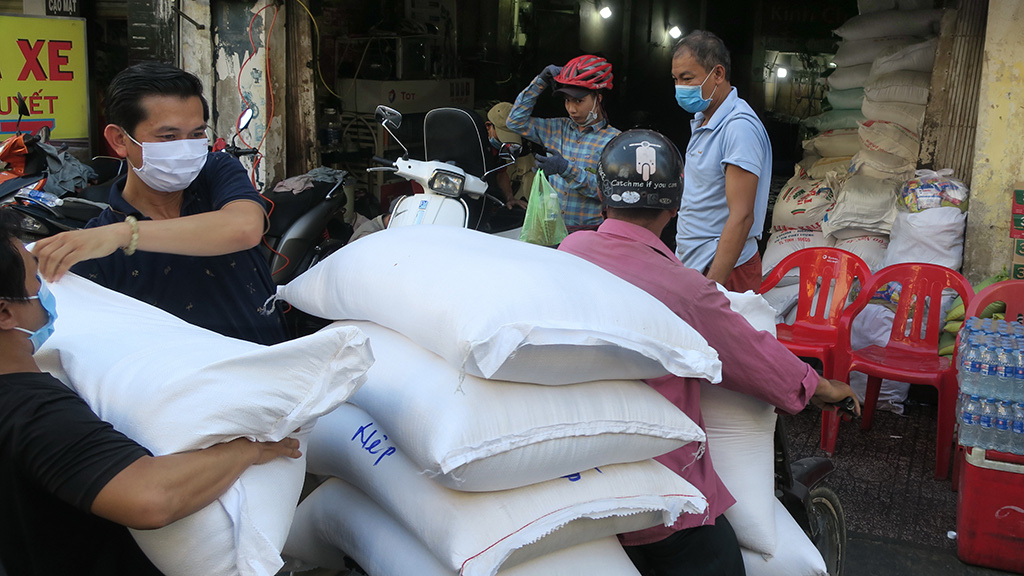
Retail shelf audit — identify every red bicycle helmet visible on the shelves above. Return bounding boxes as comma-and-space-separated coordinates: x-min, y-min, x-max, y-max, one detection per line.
554, 55, 614, 92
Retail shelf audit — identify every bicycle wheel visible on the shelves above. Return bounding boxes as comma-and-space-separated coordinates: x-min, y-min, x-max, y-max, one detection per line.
807, 485, 846, 576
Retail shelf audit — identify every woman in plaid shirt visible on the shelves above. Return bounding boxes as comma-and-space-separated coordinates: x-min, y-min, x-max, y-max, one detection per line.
506, 55, 621, 232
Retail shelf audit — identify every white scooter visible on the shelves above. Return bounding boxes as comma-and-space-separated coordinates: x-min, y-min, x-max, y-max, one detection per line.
367, 105, 521, 233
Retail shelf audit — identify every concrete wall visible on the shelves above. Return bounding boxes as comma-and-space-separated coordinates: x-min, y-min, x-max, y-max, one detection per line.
965, 0, 1023, 283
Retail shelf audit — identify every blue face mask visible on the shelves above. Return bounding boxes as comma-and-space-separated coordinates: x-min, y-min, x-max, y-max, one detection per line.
674, 69, 716, 114
489, 136, 503, 150
13, 279, 58, 353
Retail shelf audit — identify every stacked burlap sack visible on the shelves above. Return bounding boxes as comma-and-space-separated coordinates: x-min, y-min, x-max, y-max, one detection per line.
34, 274, 375, 576
273, 226, 830, 576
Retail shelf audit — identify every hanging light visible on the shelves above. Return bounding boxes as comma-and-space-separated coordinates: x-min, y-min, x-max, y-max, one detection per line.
777, 67, 788, 79
599, 6, 612, 19
668, 25, 682, 39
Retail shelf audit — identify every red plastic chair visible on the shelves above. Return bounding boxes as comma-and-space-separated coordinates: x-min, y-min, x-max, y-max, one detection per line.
833, 262, 973, 479
965, 279, 1024, 323
760, 247, 872, 454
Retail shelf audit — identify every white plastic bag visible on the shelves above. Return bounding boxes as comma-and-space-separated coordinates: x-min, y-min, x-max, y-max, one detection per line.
740, 499, 827, 576
821, 174, 899, 240
899, 168, 969, 211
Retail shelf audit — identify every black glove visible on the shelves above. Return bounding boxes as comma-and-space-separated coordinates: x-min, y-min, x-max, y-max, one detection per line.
539, 65, 563, 88
535, 149, 569, 176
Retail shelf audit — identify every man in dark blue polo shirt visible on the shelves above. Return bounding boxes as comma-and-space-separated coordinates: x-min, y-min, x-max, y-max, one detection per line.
32, 62, 286, 345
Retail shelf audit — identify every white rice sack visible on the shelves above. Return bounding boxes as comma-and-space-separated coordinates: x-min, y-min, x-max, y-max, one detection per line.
858, 120, 921, 162
740, 499, 827, 576
803, 128, 861, 158
701, 381, 778, 556
306, 403, 707, 576
851, 149, 917, 182
275, 226, 721, 386
833, 9, 943, 40
344, 320, 704, 492
771, 173, 835, 233
864, 70, 932, 105
761, 283, 801, 324
825, 87, 866, 110
36, 274, 374, 576
881, 206, 966, 270
797, 153, 822, 176
805, 156, 852, 180
861, 97, 926, 133
832, 37, 915, 67
826, 63, 872, 91
868, 37, 939, 78
801, 109, 866, 132
834, 234, 890, 273
762, 230, 832, 287
821, 175, 899, 240
283, 478, 642, 576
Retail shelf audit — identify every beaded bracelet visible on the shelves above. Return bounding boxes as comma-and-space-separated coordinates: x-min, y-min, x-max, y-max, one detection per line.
122, 215, 139, 256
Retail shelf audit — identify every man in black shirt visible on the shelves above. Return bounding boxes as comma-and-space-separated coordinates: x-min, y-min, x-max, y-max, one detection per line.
0, 212, 302, 575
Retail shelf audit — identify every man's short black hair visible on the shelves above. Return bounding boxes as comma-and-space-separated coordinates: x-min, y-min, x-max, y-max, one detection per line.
673, 30, 732, 82
106, 61, 210, 137
0, 210, 29, 300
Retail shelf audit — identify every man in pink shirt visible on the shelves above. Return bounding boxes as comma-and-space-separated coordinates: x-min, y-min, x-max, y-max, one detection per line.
558, 129, 859, 576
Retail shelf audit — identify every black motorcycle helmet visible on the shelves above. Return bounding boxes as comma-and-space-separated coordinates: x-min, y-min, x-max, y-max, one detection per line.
598, 129, 683, 209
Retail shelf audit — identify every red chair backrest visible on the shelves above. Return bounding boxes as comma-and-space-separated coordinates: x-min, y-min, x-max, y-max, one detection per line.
839, 262, 974, 356
966, 279, 1024, 324
760, 247, 872, 330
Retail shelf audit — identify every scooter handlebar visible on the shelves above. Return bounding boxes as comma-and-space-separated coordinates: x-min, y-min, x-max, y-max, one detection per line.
371, 155, 395, 166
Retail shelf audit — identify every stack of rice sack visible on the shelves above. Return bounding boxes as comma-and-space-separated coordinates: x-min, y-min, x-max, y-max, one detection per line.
35, 274, 374, 576
848, 169, 969, 413
272, 226, 716, 576
274, 226, 830, 575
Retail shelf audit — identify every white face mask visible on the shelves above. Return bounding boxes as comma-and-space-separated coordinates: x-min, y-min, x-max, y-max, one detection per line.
123, 129, 208, 193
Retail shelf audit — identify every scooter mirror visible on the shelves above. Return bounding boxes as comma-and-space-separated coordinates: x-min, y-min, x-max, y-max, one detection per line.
237, 108, 254, 133
15, 93, 29, 118
375, 105, 403, 130
499, 142, 521, 161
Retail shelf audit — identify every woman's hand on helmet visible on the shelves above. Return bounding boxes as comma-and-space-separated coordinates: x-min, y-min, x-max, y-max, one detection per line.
540, 65, 563, 88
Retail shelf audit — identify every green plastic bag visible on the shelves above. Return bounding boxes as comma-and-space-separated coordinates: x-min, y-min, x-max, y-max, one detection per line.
519, 169, 568, 246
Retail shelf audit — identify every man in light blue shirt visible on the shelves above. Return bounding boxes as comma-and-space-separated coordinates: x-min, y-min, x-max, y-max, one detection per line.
672, 30, 772, 293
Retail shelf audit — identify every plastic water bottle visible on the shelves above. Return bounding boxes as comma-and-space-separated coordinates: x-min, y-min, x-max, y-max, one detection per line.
1013, 403, 1024, 456
15, 188, 63, 207
978, 337, 1001, 398
994, 400, 1015, 453
1013, 341, 1024, 404
978, 398, 999, 450
995, 337, 1016, 399
958, 336, 982, 396
959, 395, 981, 447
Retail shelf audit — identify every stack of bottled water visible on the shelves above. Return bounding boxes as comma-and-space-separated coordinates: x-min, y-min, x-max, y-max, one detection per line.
957, 317, 1024, 454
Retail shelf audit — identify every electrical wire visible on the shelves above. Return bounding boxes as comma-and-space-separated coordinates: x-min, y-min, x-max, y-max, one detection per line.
235, 3, 291, 276
293, 0, 342, 100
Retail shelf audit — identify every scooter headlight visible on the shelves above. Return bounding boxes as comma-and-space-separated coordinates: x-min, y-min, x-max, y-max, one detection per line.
428, 169, 464, 197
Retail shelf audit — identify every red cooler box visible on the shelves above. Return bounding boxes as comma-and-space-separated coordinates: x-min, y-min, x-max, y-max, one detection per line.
957, 447, 1024, 573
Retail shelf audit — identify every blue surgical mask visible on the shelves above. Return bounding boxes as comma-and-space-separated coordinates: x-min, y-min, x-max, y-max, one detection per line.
489, 136, 503, 150
12, 279, 58, 353
674, 69, 716, 114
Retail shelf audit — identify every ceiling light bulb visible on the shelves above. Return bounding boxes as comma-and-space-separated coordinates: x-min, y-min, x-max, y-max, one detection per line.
668, 25, 682, 39
599, 6, 612, 19
777, 67, 788, 78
